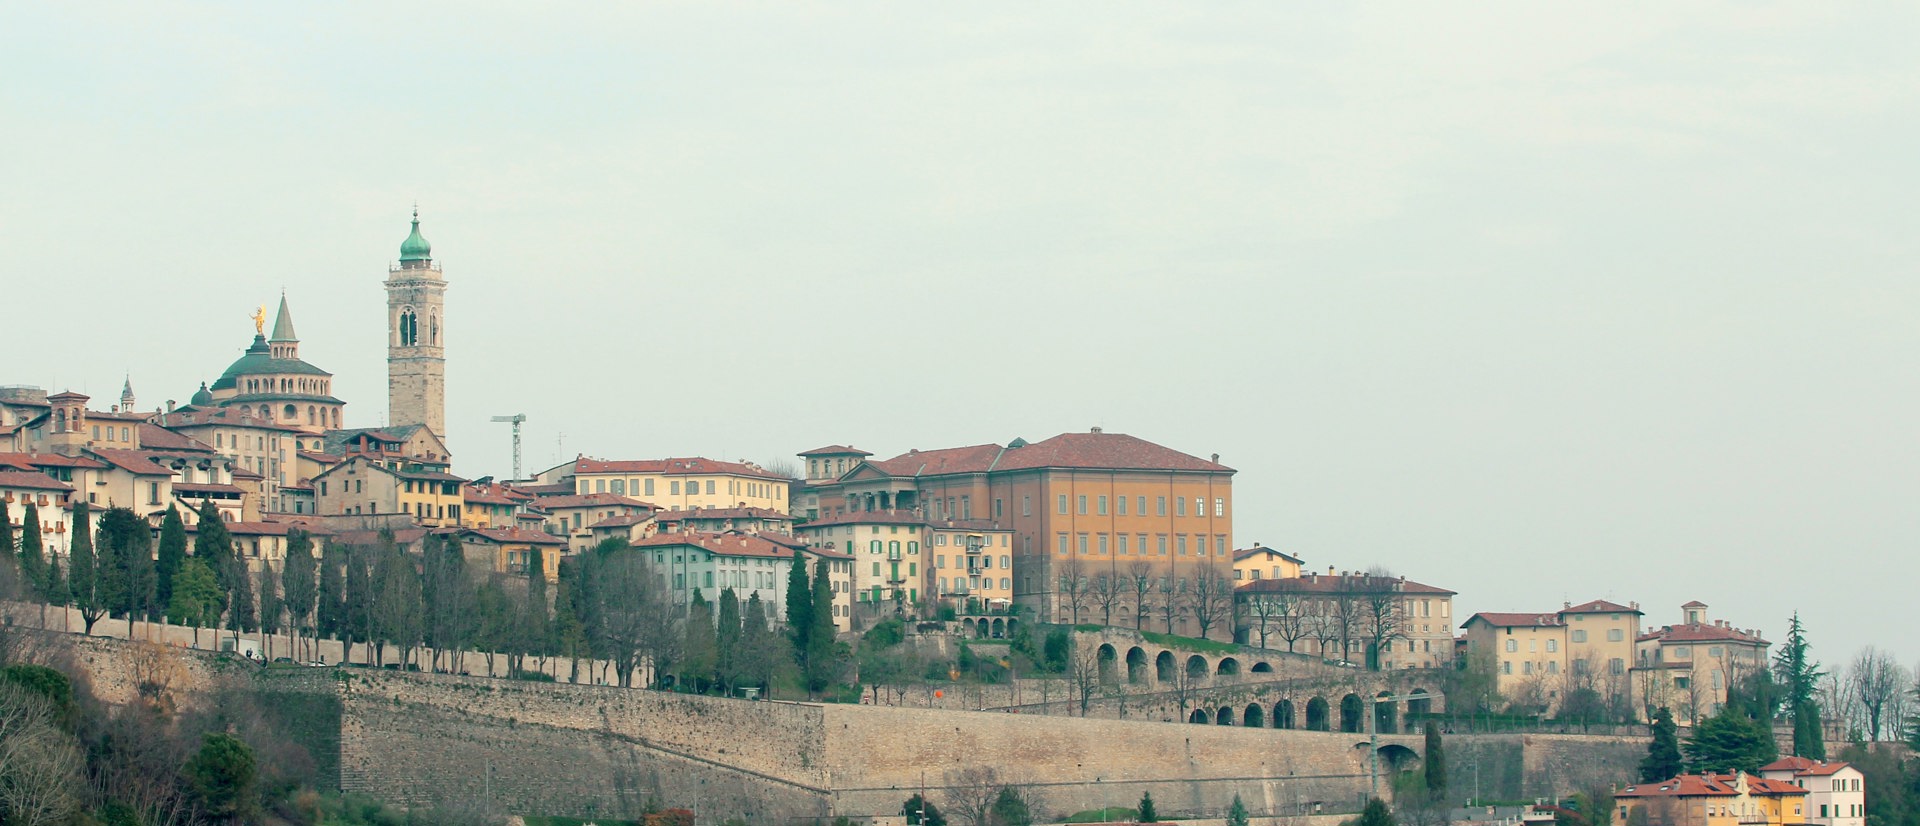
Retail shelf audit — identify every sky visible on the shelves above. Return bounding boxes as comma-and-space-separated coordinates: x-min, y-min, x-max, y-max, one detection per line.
2, 4, 1915, 664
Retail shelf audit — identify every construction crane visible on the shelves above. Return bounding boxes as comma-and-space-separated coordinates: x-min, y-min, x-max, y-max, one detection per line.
490, 414, 527, 480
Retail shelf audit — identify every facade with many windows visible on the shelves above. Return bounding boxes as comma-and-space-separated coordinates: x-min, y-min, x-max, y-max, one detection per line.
1634, 601, 1771, 724
1460, 599, 1642, 715
545, 457, 792, 514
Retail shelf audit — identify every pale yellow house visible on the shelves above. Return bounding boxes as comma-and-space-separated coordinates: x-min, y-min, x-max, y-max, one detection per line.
452, 526, 567, 582
545, 456, 792, 514
924, 520, 1016, 614
1232, 543, 1303, 582
1634, 601, 1771, 724
534, 493, 655, 553
1616, 772, 1810, 826
792, 509, 927, 610
1459, 599, 1641, 716
311, 455, 467, 528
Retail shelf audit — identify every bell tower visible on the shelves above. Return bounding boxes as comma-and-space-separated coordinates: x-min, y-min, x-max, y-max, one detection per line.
386, 208, 447, 438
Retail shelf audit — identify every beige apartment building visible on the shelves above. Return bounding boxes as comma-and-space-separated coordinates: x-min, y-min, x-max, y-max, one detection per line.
1634, 601, 1770, 724
1233, 544, 1303, 582
544, 456, 792, 514
1235, 572, 1457, 669
1460, 599, 1642, 716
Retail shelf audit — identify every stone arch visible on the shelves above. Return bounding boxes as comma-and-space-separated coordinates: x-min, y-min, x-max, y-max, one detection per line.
1376, 743, 1420, 772
1243, 703, 1265, 728
962, 618, 975, 637
1251, 661, 1273, 673
1216, 707, 1234, 725
1306, 696, 1330, 731
399, 307, 418, 347
991, 618, 1005, 638
1125, 646, 1148, 684
1340, 693, 1364, 733
1097, 644, 1119, 685
1216, 656, 1241, 676
1155, 650, 1175, 683
1408, 688, 1433, 717
1188, 708, 1210, 724
1375, 691, 1397, 734
1274, 699, 1295, 729
1185, 654, 1208, 680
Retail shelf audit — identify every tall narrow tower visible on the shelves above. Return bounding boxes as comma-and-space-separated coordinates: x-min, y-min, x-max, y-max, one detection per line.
386, 208, 447, 438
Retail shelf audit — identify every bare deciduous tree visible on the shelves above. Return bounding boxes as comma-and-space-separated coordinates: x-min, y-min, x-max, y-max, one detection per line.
1848, 646, 1907, 742
1056, 557, 1089, 625
945, 766, 1003, 826
1126, 561, 1154, 631
1189, 564, 1234, 641
1157, 575, 1183, 635
1358, 567, 1409, 671
0, 681, 83, 826
1067, 639, 1105, 716
1092, 572, 1122, 627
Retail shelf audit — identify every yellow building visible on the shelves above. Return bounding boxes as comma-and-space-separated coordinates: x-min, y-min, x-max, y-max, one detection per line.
452, 526, 567, 582
1634, 601, 1771, 724
547, 457, 792, 514
533, 493, 655, 553
1233, 544, 1303, 582
1459, 599, 1642, 716
925, 520, 1016, 615
792, 510, 928, 610
311, 455, 467, 527
1616, 773, 1809, 826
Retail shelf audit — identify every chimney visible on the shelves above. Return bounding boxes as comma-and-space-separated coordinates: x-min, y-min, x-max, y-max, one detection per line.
166, 400, 176, 413
1210, 453, 1219, 463
1564, 601, 1572, 609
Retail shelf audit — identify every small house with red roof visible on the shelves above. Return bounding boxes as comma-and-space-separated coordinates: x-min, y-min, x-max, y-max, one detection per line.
1760, 757, 1862, 826
1616, 772, 1810, 826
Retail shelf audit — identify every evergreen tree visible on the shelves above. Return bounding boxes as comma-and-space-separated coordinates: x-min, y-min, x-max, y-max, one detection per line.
99, 507, 155, 637
227, 558, 257, 635
156, 506, 187, 612
1641, 707, 1684, 781
344, 545, 374, 663
1774, 613, 1825, 759
184, 731, 257, 822
43, 553, 68, 614
553, 557, 591, 682
169, 558, 223, 647
317, 542, 346, 654
257, 562, 280, 657
904, 794, 947, 826
716, 586, 742, 692
1424, 721, 1447, 793
804, 556, 842, 694
194, 501, 234, 587
785, 553, 813, 655
373, 541, 423, 668
1357, 797, 1396, 826
0, 495, 13, 561
68, 502, 105, 633
1137, 792, 1157, 823
523, 545, 550, 673
1686, 700, 1776, 774
281, 530, 317, 660
684, 590, 717, 691
990, 787, 1032, 826
1227, 794, 1249, 826
739, 592, 779, 693
17, 500, 45, 596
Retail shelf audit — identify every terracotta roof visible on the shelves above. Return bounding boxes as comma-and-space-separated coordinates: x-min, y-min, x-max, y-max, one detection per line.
0, 453, 107, 471
867, 444, 1006, 476
589, 514, 656, 529
575, 456, 786, 481
1761, 757, 1854, 777
993, 431, 1233, 473
230, 468, 264, 481
653, 507, 790, 522
630, 531, 802, 560
1234, 546, 1303, 565
1560, 599, 1640, 615
1466, 612, 1563, 628
800, 544, 854, 560
88, 449, 176, 476
536, 493, 653, 510
1238, 573, 1456, 596
924, 518, 1013, 533
798, 445, 872, 457
298, 450, 343, 463
394, 469, 466, 483
795, 509, 927, 528
0, 471, 74, 492
155, 409, 301, 434
518, 483, 576, 496
1639, 623, 1769, 646
457, 526, 567, 546
136, 424, 219, 451
1682, 600, 1709, 608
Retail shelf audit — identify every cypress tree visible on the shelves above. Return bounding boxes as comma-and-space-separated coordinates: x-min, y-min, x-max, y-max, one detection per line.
1641, 707, 1683, 781
281, 530, 317, 659
318, 542, 346, 659
227, 557, 257, 635
1775, 613, 1825, 759
804, 556, 840, 693
524, 545, 550, 672
68, 502, 104, 633
684, 589, 716, 691
17, 500, 45, 596
784, 552, 813, 652
1138, 793, 1157, 823
716, 586, 742, 692
99, 507, 155, 637
1227, 794, 1249, 826
156, 506, 187, 611
194, 501, 233, 588
1423, 721, 1447, 793
257, 562, 280, 658
0, 495, 13, 561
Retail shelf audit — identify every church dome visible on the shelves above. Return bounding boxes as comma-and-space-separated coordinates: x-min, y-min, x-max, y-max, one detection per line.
210, 335, 333, 394
190, 382, 213, 407
399, 209, 431, 263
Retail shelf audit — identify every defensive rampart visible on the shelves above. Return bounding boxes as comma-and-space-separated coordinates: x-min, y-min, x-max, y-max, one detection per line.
63, 636, 1648, 824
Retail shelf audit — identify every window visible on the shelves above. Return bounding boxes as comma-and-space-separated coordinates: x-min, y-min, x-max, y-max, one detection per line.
1077, 495, 1087, 515
1708, 646, 1723, 658
1214, 497, 1224, 516
1076, 534, 1088, 554
1156, 535, 1167, 554
1118, 535, 1129, 554
1057, 494, 1068, 514
1117, 496, 1128, 516
1571, 629, 1587, 643
1156, 496, 1166, 516
1177, 535, 1187, 555
1523, 661, 1533, 675
706, 480, 715, 495
645, 479, 656, 496
1546, 639, 1558, 653
670, 481, 681, 495
1175, 498, 1186, 517
1057, 533, 1069, 555
1610, 658, 1624, 675
1502, 661, 1512, 674
1505, 639, 1518, 653
1022, 495, 1031, 516
1547, 661, 1559, 674
1097, 495, 1108, 515
1098, 534, 1108, 554
994, 498, 1003, 518
1672, 646, 1691, 659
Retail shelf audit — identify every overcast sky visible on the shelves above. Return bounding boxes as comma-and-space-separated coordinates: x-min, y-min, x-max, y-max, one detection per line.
4, 4, 1915, 665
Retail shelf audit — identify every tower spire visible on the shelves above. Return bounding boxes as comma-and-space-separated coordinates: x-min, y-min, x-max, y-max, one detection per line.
269, 293, 300, 359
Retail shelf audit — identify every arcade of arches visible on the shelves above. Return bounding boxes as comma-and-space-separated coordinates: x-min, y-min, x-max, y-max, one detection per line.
1086, 641, 1437, 731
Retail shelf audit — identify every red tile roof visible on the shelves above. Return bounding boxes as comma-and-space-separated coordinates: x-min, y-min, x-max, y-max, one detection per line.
631, 531, 802, 560
457, 526, 567, 546
1239, 573, 1456, 596
535, 493, 654, 510
174, 483, 246, 495
1639, 622, 1769, 646
0, 471, 74, 492
1234, 545, 1304, 565
1466, 612, 1563, 628
868, 444, 1007, 476
653, 507, 790, 522
1761, 757, 1854, 777
1682, 600, 1709, 608
136, 424, 219, 452
797, 509, 927, 528
575, 456, 787, 481
798, 445, 872, 457
994, 431, 1233, 473
88, 449, 177, 476
589, 514, 656, 529
1560, 599, 1640, 615
0, 453, 108, 471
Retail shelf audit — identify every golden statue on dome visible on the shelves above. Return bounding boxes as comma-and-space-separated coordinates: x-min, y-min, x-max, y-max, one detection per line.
251, 305, 267, 335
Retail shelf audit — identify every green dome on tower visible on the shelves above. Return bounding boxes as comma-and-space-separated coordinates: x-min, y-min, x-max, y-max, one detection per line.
399, 208, 431, 263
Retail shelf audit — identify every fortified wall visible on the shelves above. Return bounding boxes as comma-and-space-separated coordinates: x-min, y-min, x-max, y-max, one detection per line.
66, 637, 1647, 824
